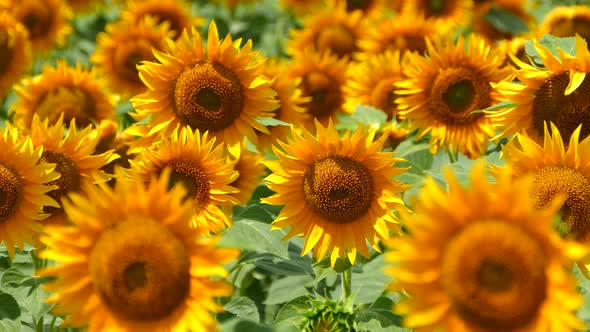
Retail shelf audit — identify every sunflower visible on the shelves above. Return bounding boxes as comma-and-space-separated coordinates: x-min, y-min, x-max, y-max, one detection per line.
539, 6, 590, 44
287, 3, 364, 59
0, 127, 58, 258
329, 0, 395, 16
127, 125, 239, 233
0, 0, 72, 53
129, 21, 278, 158
92, 120, 135, 186
12, 61, 116, 131
91, 16, 173, 97
489, 35, 590, 142
121, 0, 204, 40
65, 0, 101, 13
26, 114, 118, 228
280, 0, 323, 16
471, 0, 534, 42
386, 162, 585, 331
395, 34, 513, 158
256, 59, 309, 152
380, 122, 410, 150
0, 12, 31, 101
286, 48, 349, 128
343, 50, 405, 119
398, 0, 472, 33
38, 169, 238, 331
229, 145, 265, 205
499, 36, 533, 69
262, 120, 409, 266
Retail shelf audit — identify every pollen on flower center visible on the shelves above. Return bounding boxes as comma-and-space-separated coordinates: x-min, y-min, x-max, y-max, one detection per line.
531, 166, 590, 240
36, 87, 96, 127
442, 220, 547, 329
113, 41, 153, 83
89, 218, 190, 320
303, 154, 374, 223
40, 150, 80, 215
0, 163, 22, 222
173, 61, 244, 132
163, 159, 210, 207
314, 24, 356, 58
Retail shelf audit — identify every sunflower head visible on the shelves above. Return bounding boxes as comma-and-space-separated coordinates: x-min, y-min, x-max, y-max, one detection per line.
0, 12, 31, 100
122, 0, 204, 39
386, 162, 585, 331
229, 144, 266, 205
539, 6, 590, 44
12, 61, 116, 131
92, 16, 173, 97
39, 169, 238, 331
263, 120, 410, 266
130, 21, 278, 158
472, 0, 533, 41
398, 0, 472, 33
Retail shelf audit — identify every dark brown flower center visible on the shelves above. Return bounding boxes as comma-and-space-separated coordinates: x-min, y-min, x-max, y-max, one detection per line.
160, 159, 210, 209
36, 87, 96, 128
113, 40, 155, 84
301, 71, 342, 121
0, 30, 13, 75
346, 0, 374, 12
314, 24, 356, 58
173, 61, 244, 132
303, 154, 373, 223
40, 151, 81, 216
140, 9, 185, 39
16, 1, 51, 41
442, 220, 547, 329
0, 163, 22, 222
549, 16, 590, 45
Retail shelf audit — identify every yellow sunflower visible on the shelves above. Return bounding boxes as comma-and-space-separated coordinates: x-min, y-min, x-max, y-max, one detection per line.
0, 12, 31, 100
395, 34, 513, 158
121, 0, 204, 40
329, 0, 396, 16
127, 125, 239, 233
256, 59, 309, 152
280, 0, 323, 16
91, 16, 173, 97
343, 50, 405, 119
0, 0, 72, 53
0, 127, 58, 258
379, 122, 410, 150
287, 3, 364, 59
26, 114, 118, 227
539, 6, 590, 44
472, 0, 534, 42
92, 120, 135, 186
38, 169, 238, 331
386, 162, 585, 331
12, 61, 116, 131
286, 48, 349, 128
399, 0, 472, 33
129, 21, 278, 158
262, 120, 409, 266
489, 35, 590, 142
65, 0, 101, 13
230, 145, 266, 205
498, 36, 534, 69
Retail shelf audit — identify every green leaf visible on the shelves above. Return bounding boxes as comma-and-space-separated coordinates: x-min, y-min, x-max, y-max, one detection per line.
356, 297, 406, 331
525, 35, 577, 65
272, 296, 311, 329
1, 268, 29, 288
0, 318, 20, 332
224, 296, 260, 323
0, 292, 20, 320
256, 117, 290, 127
264, 275, 314, 305
471, 101, 518, 115
350, 255, 391, 305
483, 5, 528, 34
219, 219, 289, 258
220, 318, 274, 332
351, 105, 388, 128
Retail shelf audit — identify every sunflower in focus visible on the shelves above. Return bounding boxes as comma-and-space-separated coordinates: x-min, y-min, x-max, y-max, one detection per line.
121, 0, 203, 40
257, 59, 309, 152
263, 121, 409, 266
0, 127, 58, 258
12, 61, 116, 131
288, 3, 364, 59
127, 126, 239, 233
344, 50, 405, 119
229, 145, 265, 205
286, 48, 348, 128
539, 6, 590, 44
92, 16, 173, 97
399, 0, 472, 33
39, 170, 238, 331
396, 34, 512, 158
471, 0, 534, 42
27, 114, 118, 227
0, 12, 31, 100
386, 162, 585, 331
490, 35, 590, 142
129, 21, 278, 158
1, 0, 72, 53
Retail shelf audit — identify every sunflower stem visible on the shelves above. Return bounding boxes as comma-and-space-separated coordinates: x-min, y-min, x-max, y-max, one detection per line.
341, 268, 352, 302
447, 149, 457, 163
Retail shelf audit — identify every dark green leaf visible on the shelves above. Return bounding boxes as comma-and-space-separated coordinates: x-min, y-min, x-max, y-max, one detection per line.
224, 297, 260, 323
0, 293, 20, 320
272, 296, 311, 328
483, 5, 528, 34
220, 318, 274, 332
1, 268, 28, 288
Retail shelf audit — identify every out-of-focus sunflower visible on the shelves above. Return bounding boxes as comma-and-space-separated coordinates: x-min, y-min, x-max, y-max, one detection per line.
286, 48, 348, 128
257, 59, 309, 152
27, 114, 118, 227
262, 121, 409, 266
0, 0, 72, 53
491, 123, 590, 273
344, 50, 405, 119
280, 0, 322, 16
229, 146, 265, 205
399, 0, 472, 33
288, 3, 364, 59
539, 6, 590, 44
386, 162, 585, 331
329, 0, 395, 16
129, 21, 278, 158
12, 61, 116, 131
65, 0, 101, 13
396, 34, 512, 158
471, 0, 534, 42
92, 120, 135, 186
356, 9, 439, 59
127, 126, 239, 233
0, 12, 31, 100
379, 122, 410, 150
490, 35, 590, 142
121, 0, 204, 40
39, 170, 238, 331
0, 127, 58, 258
91, 16, 173, 97
499, 36, 534, 69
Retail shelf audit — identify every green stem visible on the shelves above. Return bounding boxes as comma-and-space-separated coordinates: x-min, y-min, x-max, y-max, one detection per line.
447, 149, 457, 163
341, 268, 352, 302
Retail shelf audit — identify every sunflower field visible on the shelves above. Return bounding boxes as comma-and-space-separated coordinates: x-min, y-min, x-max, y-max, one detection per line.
5, 0, 590, 331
